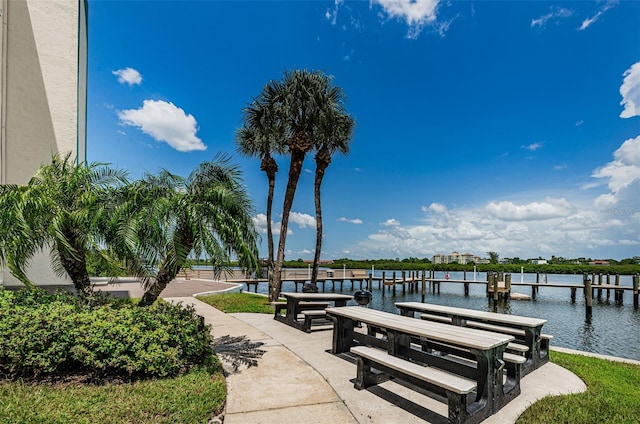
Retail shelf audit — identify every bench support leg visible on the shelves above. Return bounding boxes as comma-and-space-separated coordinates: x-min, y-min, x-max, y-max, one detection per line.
354, 357, 378, 390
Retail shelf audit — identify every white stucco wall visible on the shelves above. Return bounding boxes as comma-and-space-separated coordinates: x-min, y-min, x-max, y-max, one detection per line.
0, 0, 87, 286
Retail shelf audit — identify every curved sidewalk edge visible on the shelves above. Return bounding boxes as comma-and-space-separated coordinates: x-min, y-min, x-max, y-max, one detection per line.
550, 345, 640, 366
165, 297, 358, 424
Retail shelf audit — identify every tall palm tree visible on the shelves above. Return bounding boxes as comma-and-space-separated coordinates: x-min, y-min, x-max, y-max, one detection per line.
0, 153, 129, 297
310, 113, 355, 286
236, 97, 284, 292
118, 153, 261, 307
263, 69, 352, 301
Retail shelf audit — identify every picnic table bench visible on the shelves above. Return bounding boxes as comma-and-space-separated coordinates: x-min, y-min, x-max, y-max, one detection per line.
396, 302, 550, 375
326, 306, 517, 423
275, 292, 353, 332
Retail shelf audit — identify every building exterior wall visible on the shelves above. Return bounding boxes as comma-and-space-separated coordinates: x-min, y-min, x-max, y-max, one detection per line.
0, 0, 87, 286
433, 251, 482, 264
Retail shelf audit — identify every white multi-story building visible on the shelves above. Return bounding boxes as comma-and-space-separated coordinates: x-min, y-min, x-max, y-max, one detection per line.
0, 0, 88, 286
433, 251, 483, 265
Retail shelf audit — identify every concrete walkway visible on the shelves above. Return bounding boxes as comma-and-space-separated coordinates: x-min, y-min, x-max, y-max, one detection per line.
98, 279, 589, 424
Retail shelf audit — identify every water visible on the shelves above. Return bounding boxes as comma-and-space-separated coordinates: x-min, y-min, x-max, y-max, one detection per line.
257, 270, 640, 361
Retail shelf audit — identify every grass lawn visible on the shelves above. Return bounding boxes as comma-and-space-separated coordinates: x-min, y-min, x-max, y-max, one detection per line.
197, 292, 279, 314
517, 350, 640, 423
0, 365, 226, 423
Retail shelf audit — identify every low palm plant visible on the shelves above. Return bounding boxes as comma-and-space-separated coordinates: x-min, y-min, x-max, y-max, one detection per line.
116, 153, 261, 306
0, 153, 128, 297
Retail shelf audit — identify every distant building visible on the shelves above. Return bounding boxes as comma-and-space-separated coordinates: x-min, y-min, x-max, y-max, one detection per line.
433, 251, 482, 264
531, 259, 548, 265
0, 0, 88, 286
589, 260, 611, 266
302, 259, 334, 265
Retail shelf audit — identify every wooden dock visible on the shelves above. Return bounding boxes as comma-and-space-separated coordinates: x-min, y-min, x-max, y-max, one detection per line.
179, 268, 640, 312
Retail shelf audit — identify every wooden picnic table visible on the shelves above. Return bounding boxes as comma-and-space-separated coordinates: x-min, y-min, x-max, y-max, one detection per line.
325, 306, 515, 419
275, 292, 353, 331
395, 302, 548, 374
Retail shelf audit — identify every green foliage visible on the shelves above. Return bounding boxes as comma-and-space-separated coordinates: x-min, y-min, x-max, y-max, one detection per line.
0, 153, 129, 295
518, 351, 640, 423
324, 258, 640, 275
114, 153, 261, 306
0, 288, 214, 379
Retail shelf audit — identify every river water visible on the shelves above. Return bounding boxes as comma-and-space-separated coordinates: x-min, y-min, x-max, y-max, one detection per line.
265, 270, 640, 361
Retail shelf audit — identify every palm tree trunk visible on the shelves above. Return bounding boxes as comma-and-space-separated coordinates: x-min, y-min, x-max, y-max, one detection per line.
139, 267, 175, 307
139, 229, 193, 307
58, 237, 93, 298
61, 255, 93, 298
263, 156, 277, 290
272, 149, 306, 301
311, 162, 328, 286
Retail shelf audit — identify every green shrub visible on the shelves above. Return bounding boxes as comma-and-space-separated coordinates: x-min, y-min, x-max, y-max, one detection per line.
0, 288, 214, 379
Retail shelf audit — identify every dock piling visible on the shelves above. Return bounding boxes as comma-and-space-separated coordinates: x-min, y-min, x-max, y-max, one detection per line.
615, 274, 623, 305
633, 274, 639, 309
421, 270, 426, 302
584, 274, 593, 321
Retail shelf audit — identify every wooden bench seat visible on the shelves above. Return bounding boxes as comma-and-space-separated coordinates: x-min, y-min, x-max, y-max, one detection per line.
271, 301, 330, 318
506, 342, 529, 354
420, 313, 453, 324
466, 321, 553, 341
419, 314, 529, 355
301, 309, 329, 333
465, 321, 552, 369
350, 346, 480, 424
465, 321, 527, 337
465, 321, 552, 350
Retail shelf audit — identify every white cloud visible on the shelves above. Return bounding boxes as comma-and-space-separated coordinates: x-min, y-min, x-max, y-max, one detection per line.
372, 0, 440, 39
522, 142, 543, 151
531, 7, 572, 28
381, 218, 400, 226
579, 0, 617, 30
344, 189, 637, 260
592, 136, 640, 207
437, 14, 458, 37
252, 214, 269, 234
112, 68, 142, 86
554, 163, 568, 171
338, 217, 363, 224
252, 214, 291, 236
118, 100, 206, 152
290, 212, 316, 229
423, 202, 447, 214
326, 0, 344, 25
486, 197, 574, 221
620, 62, 640, 118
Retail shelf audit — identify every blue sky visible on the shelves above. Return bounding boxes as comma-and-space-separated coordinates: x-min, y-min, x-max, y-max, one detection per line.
87, 0, 640, 261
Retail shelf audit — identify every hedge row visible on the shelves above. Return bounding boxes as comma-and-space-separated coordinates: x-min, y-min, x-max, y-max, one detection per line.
0, 288, 214, 379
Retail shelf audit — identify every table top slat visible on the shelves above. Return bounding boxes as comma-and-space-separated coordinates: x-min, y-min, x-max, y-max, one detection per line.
396, 302, 546, 327
282, 292, 353, 301
326, 306, 513, 349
